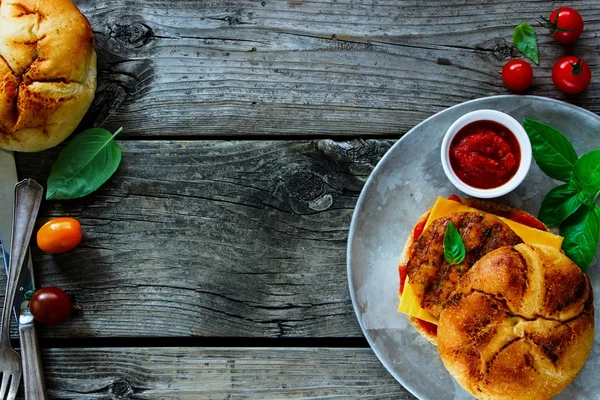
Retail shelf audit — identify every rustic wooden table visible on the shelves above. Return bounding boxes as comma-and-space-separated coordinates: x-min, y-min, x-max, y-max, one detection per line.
9, 0, 600, 398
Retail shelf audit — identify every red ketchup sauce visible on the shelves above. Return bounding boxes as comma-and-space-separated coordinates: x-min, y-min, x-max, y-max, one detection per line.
449, 120, 521, 189
412, 211, 430, 240
398, 264, 407, 294
488, 208, 547, 231
417, 319, 438, 337
507, 211, 547, 231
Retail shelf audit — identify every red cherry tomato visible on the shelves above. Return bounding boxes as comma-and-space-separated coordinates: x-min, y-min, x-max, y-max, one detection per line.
502, 60, 533, 92
37, 217, 82, 253
544, 8, 584, 44
30, 287, 72, 324
552, 56, 592, 94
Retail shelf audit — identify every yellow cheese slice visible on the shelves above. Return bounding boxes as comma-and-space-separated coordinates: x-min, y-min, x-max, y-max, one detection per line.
397, 276, 438, 323
398, 196, 564, 325
424, 197, 563, 249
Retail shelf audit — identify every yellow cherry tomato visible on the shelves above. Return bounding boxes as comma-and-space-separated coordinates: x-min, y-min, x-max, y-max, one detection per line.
36, 217, 82, 253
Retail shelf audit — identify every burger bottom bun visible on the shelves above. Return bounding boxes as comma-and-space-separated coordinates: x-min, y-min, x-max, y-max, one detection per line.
408, 316, 437, 346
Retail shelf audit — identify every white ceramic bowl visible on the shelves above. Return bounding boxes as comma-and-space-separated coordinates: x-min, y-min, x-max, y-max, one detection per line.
440, 109, 532, 199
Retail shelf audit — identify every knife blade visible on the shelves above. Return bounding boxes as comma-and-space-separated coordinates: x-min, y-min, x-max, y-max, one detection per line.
0, 150, 35, 323
0, 151, 47, 399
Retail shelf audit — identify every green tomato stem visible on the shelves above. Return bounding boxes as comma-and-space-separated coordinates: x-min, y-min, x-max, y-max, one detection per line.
23, 289, 36, 301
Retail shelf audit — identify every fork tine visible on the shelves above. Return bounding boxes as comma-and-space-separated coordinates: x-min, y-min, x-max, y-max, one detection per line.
0, 372, 8, 399
7, 373, 20, 400
3, 374, 10, 400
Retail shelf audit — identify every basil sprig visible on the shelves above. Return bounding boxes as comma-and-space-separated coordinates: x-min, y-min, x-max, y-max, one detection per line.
524, 118, 600, 271
443, 222, 466, 265
46, 127, 123, 200
513, 23, 539, 65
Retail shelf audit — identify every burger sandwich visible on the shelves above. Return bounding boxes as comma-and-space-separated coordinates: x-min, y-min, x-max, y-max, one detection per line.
397, 195, 594, 400
397, 195, 563, 344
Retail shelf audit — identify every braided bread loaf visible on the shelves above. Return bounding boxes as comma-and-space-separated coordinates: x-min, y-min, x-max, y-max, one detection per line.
0, 0, 96, 152
438, 244, 594, 400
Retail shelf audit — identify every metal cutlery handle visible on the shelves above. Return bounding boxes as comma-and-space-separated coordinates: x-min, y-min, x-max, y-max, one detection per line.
1, 179, 43, 345
20, 324, 47, 399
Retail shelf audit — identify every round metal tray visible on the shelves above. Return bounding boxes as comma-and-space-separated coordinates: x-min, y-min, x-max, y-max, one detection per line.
347, 95, 600, 400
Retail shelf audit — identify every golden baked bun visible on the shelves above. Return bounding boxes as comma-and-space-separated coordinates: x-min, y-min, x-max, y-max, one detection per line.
0, 0, 96, 152
438, 244, 594, 400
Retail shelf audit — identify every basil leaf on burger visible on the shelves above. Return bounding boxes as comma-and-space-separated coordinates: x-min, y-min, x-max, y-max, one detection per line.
443, 221, 466, 265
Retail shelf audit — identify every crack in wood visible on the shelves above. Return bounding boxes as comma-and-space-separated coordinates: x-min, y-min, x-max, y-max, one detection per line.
157, 35, 268, 45
120, 283, 342, 312
207, 16, 251, 26
278, 30, 499, 54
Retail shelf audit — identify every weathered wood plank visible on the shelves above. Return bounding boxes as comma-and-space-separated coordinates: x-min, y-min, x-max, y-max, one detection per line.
39, 347, 413, 399
14, 139, 392, 338
75, 0, 600, 136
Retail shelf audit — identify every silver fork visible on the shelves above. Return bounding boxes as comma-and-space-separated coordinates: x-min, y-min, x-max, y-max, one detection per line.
0, 180, 43, 399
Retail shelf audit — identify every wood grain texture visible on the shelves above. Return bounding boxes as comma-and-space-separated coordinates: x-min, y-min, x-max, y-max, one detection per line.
14, 139, 392, 339
40, 347, 414, 399
75, 0, 600, 137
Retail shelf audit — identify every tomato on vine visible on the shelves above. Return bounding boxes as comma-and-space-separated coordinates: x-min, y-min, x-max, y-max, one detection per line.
552, 56, 591, 94
502, 60, 534, 92
541, 7, 584, 43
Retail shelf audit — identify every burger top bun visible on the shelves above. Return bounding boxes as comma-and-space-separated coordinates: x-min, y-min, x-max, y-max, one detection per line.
0, 0, 96, 152
438, 244, 594, 400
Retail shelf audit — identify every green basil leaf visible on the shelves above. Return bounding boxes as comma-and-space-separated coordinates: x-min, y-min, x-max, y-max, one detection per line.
570, 181, 596, 208
577, 191, 597, 208
523, 118, 578, 181
572, 149, 600, 197
513, 23, 539, 64
560, 204, 600, 271
46, 128, 123, 200
443, 221, 466, 265
539, 184, 583, 227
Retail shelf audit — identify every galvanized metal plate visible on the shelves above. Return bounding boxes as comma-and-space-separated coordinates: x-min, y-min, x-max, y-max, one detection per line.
347, 95, 600, 400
